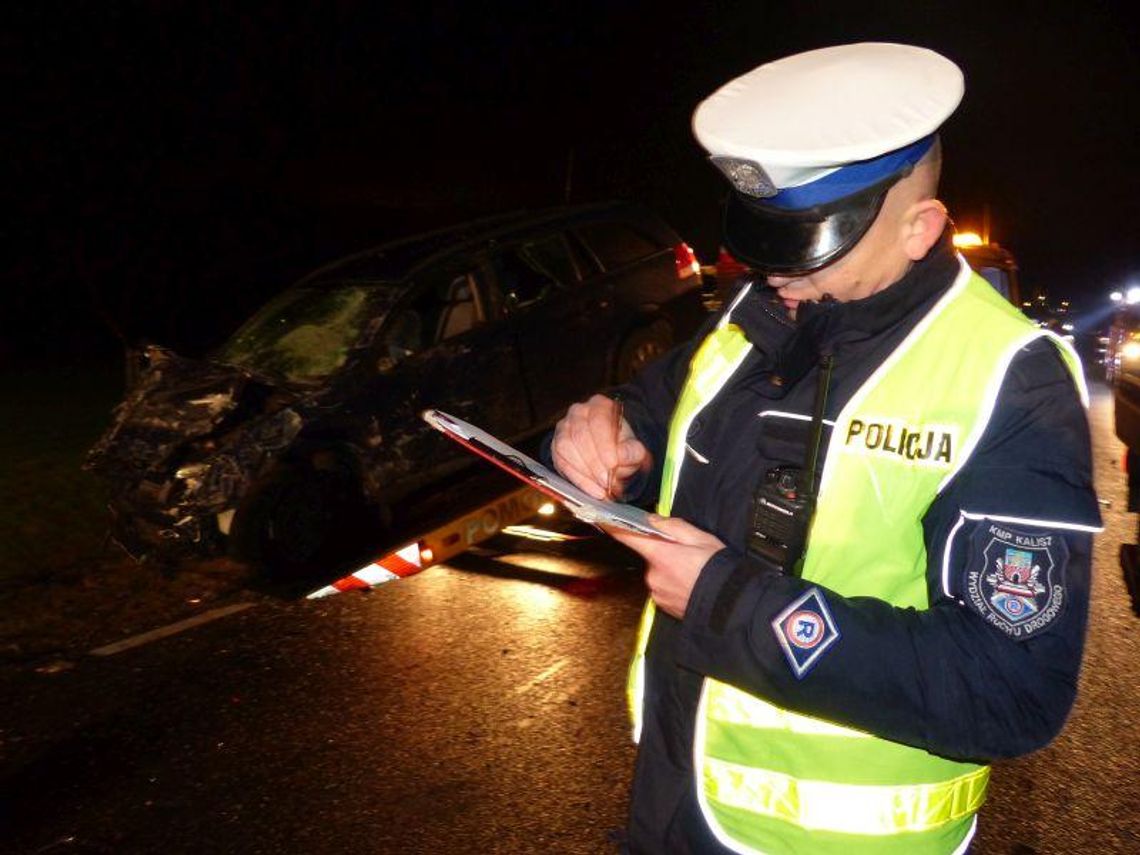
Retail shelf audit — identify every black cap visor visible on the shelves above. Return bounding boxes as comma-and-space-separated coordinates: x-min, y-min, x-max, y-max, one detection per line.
723, 173, 900, 276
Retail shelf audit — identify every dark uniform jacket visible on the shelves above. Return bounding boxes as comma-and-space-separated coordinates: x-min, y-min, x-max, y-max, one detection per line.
607, 235, 1101, 853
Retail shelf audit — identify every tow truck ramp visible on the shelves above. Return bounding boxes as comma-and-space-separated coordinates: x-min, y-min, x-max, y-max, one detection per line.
307, 487, 555, 598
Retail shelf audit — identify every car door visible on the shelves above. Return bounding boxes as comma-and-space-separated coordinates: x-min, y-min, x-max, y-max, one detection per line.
491, 231, 613, 423
364, 254, 530, 494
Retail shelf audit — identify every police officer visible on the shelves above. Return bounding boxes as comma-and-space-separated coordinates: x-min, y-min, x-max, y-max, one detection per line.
551, 43, 1101, 854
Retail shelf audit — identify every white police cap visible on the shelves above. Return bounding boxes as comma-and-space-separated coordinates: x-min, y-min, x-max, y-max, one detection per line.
693, 43, 964, 273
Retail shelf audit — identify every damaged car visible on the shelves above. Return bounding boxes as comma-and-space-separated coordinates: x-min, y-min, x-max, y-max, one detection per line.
85, 201, 706, 580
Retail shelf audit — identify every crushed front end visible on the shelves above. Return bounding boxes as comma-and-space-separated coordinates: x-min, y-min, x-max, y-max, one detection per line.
85, 345, 305, 561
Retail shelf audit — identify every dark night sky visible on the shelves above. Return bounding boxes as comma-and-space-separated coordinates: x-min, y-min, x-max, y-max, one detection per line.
6, 1, 1140, 364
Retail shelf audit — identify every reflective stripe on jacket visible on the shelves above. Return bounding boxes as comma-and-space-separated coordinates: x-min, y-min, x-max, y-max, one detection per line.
627, 262, 1086, 854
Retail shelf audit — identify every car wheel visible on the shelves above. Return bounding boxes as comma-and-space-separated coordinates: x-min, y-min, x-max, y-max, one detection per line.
229, 461, 374, 583
614, 320, 672, 383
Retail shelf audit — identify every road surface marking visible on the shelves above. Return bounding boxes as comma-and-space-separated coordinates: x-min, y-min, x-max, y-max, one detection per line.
89, 603, 256, 657
513, 658, 568, 694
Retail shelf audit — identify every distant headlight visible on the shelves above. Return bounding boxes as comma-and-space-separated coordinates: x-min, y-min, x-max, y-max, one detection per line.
1122, 341, 1140, 361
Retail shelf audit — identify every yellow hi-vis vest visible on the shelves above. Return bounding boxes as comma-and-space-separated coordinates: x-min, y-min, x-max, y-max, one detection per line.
626, 262, 1088, 855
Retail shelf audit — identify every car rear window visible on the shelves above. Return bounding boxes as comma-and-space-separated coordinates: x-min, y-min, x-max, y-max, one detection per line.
520, 234, 580, 286
575, 222, 662, 270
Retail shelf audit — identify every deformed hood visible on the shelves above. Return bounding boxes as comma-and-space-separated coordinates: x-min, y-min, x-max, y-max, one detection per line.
85, 344, 302, 477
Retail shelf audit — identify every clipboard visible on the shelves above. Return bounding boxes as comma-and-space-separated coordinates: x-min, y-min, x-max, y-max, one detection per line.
421, 408, 672, 540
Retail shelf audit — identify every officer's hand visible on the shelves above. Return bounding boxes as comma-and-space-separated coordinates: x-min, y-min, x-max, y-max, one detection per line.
607, 515, 724, 620
552, 394, 651, 500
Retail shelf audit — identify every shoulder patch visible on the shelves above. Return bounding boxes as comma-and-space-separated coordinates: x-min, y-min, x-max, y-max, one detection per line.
964, 522, 1069, 639
771, 587, 840, 678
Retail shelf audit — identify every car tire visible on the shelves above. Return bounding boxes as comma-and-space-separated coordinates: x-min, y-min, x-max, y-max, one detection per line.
614, 320, 673, 384
229, 460, 374, 583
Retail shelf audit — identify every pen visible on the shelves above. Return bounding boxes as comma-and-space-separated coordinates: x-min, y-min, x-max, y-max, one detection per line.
606, 396, 623, 501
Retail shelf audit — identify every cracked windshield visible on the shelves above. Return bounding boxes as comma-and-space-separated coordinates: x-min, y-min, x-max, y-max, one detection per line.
217, 285, 380, 381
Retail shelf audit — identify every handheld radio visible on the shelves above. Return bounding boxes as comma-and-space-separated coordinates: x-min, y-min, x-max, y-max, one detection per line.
747, 352, 834, 575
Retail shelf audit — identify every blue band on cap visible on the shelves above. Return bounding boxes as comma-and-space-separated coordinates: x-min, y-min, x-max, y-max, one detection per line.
766, 135, 936, 210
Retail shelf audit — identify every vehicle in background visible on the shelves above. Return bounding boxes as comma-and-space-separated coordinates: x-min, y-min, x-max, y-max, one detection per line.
85, 201, 706, 581
953, 232, 1108, 373
705, 231, 1026, 313
952, 231, 1022, 306
1106, 301, 1140, 614
702, 246, 752, 310
1106, 304, 1140, 385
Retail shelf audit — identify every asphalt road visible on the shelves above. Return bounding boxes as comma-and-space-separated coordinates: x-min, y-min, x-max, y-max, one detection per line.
974, 383, 1140, 854
2, 384, 1139, 854
0, 532, 647, 854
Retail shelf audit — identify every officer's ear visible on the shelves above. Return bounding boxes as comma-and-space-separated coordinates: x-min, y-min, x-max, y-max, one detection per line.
901, 199, 948, 262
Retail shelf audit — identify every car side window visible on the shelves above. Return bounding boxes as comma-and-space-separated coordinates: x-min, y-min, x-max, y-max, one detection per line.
377, 265, 487, 370
493, 235, 578, 310
433, 273, 481, 340
575, 222, 660, 270
565, 230, 602, 277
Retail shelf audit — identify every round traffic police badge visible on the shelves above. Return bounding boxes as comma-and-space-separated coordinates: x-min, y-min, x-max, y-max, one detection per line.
783, 609, 825, 649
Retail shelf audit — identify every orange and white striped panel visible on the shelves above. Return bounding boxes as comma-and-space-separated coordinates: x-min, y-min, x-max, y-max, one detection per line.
306, 542, 424, 599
